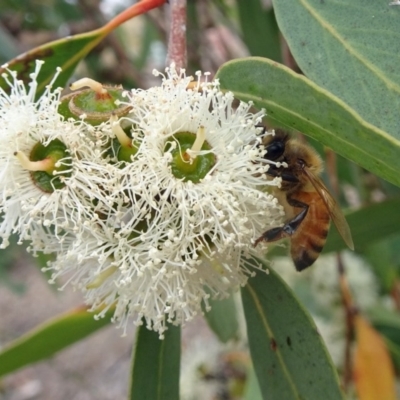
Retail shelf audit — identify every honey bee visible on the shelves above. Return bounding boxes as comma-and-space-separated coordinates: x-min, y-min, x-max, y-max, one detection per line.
255, 129, 354, 271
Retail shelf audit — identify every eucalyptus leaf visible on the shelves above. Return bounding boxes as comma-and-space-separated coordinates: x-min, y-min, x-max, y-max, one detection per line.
369, 307, 400, 348
244, 366, 263, 400
0, 0, 165, 97
203, 294, 239, 343
272, 0, 400, 138
236, 0, 281, 62
0, 307, 114, 377
241, 255, 344, 400
0, 29, 108, 98
216, 57, 400, 187
129, 324, 180, 400
363, 234, 400, 293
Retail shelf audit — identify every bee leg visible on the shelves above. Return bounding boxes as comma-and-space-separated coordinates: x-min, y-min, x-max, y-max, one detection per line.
254, 227, 287, 246
283, 197, 309, 235
254, 197, 308, 246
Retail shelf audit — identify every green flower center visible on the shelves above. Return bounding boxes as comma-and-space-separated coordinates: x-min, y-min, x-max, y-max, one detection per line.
166, 131, 215, 183
30, 139, 72, 192
58, 84, 131, 125
112, 125, 141, 163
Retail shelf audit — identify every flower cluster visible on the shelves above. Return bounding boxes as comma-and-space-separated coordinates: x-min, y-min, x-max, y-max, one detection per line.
0, 61, 283, 336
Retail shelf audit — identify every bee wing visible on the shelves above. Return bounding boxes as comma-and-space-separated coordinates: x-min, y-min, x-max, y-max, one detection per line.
303, 168, 354, 250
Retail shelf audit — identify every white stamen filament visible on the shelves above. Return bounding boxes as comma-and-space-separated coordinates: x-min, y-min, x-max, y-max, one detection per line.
14, 151, 54, 172
187, 126, 206, 160
110, 114, 132, 147
70, 78, 108, 95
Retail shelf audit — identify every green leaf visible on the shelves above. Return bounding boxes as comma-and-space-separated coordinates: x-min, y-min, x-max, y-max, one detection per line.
0, 306, 114, 377
216, 57, 400, 187
236, 0, 282, 62
0, 0, 165, 96
241, 255, 344, 400
363, 234, 400, 293
129, 324, 181, 400
324, 198, 400, 254
272, 0, 400, 138
369, 308, 400, 347
244, 367, 263, 400
203, 294, 239, 343
0, 29, 108, 98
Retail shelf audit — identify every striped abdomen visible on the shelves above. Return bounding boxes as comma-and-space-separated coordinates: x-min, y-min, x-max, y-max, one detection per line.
289, 191, 330, 271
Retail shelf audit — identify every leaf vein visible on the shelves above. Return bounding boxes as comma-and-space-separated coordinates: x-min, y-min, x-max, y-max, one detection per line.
245, 281, 301, 400
300, 0, 400, 94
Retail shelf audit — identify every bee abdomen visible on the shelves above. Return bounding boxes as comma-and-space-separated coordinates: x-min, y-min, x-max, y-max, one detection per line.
291, 226, 329, 271
293, 251, 317, 271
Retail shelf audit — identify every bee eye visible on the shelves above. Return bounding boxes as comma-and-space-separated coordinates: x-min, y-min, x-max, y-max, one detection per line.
265, 141, 285, 161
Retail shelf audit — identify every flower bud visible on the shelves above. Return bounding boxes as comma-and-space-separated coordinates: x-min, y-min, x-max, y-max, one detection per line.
58, 78, 131, 125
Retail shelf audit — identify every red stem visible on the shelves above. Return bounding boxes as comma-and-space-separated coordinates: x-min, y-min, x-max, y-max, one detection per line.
166, 0, 187, 69
104, 0, 167, 33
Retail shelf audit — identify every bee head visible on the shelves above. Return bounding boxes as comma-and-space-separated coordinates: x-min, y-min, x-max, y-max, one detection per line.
261, 129, 289, 162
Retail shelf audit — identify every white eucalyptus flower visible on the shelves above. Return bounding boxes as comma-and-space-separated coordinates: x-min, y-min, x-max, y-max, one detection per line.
49, 65, 284, 337
0, 61, 115, 251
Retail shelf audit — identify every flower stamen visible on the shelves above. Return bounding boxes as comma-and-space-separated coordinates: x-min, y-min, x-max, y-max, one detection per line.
70, 77, 110, 99
111, 114, 132, 148
14, 151, 55, 173
186, 125, 206, 161
110, 114, 140, 162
